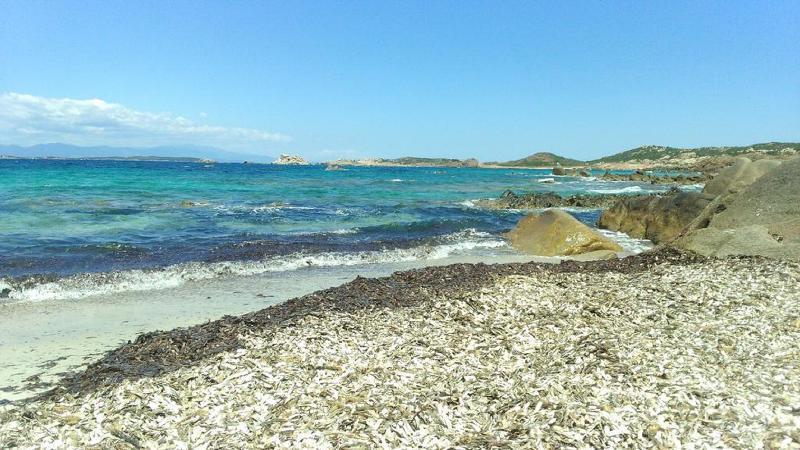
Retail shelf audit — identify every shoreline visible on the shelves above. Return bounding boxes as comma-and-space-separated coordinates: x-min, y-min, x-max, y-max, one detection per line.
37, 249, 690, 400
0, 253, 541, 403
3, 250, 798, 447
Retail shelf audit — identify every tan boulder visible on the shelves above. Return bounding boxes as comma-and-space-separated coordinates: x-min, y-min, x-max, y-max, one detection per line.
507, 209, 623, 256
672, 156, 800, 260
677, 225, 793, 259
702, 157, 782, 197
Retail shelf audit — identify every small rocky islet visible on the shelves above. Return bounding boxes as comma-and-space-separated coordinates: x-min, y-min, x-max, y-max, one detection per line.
2, 157, 799, 448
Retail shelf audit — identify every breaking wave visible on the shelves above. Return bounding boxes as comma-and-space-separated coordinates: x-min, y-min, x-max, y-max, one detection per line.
587, 185, 645, 194
0, 230, 508, 303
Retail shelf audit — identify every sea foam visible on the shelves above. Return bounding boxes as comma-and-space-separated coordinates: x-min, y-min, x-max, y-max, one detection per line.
0, 230, 508, 303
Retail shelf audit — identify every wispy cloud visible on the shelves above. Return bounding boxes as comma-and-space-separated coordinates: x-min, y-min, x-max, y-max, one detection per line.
0, 92, 290, 149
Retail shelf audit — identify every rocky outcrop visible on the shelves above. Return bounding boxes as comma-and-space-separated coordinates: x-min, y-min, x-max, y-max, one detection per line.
598, 192, 713, 244
598, 157, 791, 248
700, 157, 781, 197
600, 170, 708, 185
671, 157, 798, 259
462, 158, 480, 168
506, 209, 623, 256
552, 163, 566, 176
273, 154, 309, 165
480, 190, 659, 210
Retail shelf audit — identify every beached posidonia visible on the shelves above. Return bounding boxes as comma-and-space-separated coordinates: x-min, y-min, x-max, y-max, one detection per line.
1, 253, 798, 448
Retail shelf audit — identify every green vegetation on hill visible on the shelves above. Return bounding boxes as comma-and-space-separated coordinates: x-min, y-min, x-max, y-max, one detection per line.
375, 157, 480, 167
389, 157, 464, 165
592, 142, 800, 163
498, 152, 584, 167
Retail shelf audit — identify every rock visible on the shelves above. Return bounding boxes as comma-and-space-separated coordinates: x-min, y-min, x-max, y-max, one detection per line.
324, 163, 343, 171
462, 158, 480, 168
709, 158, 795, 236
273, 154, 309, 165
676, 225, 789, 258
672, 156, 799, 259
506, 209, 623, 256
598, 192, 712, 244
599, 170, 707, 185
579, 169, 591, 177
702, 157, 781, 197
552, 164, 566, 176
479, 190, 659, 210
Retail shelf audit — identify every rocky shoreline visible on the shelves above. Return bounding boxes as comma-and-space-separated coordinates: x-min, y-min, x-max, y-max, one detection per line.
476, 189, 674, 210
2, 250, 799, 448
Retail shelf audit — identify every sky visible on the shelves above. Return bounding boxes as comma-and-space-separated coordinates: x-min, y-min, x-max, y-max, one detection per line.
1, 0, 798, 161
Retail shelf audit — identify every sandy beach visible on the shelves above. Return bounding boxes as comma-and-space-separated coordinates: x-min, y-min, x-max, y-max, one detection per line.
2, 251, 798, 448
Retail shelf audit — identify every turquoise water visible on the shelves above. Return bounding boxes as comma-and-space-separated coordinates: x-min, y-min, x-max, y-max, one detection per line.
0, 160, 681, 301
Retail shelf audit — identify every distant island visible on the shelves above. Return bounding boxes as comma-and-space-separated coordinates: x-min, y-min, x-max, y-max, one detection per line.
490, 152, 584, 168
331, 142, 800, 172
0, 143, 275, 163
0, 154, 215, 163
3, 142, 799, 172
331, 156, 480, 168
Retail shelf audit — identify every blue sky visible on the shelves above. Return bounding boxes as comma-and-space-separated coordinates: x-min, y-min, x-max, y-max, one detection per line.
1, 0, 798, 161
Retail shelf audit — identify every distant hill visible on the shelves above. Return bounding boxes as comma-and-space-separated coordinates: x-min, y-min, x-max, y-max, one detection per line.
593, 142, 800, 164
498, 152, 584, 167
389, 157, 479, 167
333, 156, 480, 168
0, 143, 276, 163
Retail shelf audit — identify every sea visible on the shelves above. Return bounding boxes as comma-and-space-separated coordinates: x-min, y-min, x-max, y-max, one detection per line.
0, 159, 704, 400
0, 159, 691, 303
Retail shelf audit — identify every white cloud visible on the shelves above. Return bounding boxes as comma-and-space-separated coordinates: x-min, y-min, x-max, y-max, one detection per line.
0, 92, 291, 149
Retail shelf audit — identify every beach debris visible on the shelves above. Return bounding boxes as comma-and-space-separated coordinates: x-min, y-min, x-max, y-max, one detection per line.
1, 253, 798, 448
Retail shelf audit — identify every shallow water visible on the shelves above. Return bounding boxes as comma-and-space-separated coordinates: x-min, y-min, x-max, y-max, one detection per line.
0, 160, 676, 302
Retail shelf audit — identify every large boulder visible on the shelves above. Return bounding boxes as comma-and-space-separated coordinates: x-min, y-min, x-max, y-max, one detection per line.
676, 225, 790, 259
672, 157, 799, 259
702, 157, 782, 197
506, 209, 623, 256
552, 164, 566, 176
598, 192, 712, 244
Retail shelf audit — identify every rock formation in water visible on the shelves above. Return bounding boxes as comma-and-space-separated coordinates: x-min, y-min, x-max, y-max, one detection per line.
273, 154, 309, 165
598, 192, 712, 244
599, 170, 708, 185
479, 190, 658, 210
506, 209, 623, 256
